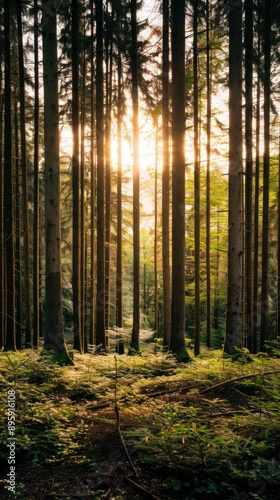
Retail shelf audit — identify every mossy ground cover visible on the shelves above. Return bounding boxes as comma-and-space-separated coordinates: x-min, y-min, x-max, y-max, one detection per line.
0, 339, 280, 499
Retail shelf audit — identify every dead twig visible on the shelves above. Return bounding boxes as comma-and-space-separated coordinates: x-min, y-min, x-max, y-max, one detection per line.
125, 476, 163, 500
141, 383, 201, 398
114, 356, 139, 479
200, 370, 280, 395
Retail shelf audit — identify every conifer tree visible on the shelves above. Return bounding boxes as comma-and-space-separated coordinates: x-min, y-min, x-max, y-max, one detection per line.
224, 0, 243, 354
170, 0, 189, 360
42, 0, 73, 364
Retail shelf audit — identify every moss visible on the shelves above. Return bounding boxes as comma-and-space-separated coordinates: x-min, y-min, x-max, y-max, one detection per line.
52, 349, 75, 366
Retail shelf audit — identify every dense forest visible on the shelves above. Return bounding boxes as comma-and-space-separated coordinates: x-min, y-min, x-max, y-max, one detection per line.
1, 0, 280, 498
0, 0, 280, 359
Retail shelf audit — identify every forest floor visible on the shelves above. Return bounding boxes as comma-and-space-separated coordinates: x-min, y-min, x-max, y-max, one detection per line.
1, 332, 280, 499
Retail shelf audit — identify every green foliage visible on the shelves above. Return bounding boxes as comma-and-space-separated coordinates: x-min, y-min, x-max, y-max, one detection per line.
0, 349, 280, 498
231, 347, 254, 363
264, 339, 280, 358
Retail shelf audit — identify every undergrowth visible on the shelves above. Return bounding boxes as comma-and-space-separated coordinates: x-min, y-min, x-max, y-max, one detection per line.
0, 345, 280, 498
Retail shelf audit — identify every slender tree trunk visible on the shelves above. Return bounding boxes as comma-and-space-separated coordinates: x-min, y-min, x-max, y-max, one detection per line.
193, 0, 200, 356
16, 0, 32, 348
89, 0, 95, 345
105, 3, 113, 335
260, 0, 271, 351
80, 37, 86, 352
162, 0, 171, 348
116, 37, 123, 329
95, 0, 106, 348
14, 104, 22, 350
206, 0, 212, 348
277, 132, 280, 339
154, 118, 159, 338
129, 0, 140, 353
0, 54, 4, 348
33, 0, 41, 348
42, 0, 73, 364
72, 0, 82, 352
224, 0, 243, 355
252, 15, 261, 355
245, 0, 253, 352
170, 0, 189, 359
213, 209, 220, 332
3, 0, 16, 351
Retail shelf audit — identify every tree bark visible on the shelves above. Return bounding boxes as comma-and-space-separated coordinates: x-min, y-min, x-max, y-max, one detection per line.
42, 0, 73, 364
129, 0, 140, 354
116, 33, 123, 329
252, 13, 261, 355
14, 104, 22, 350
260, 0, 271, 351
95, 0, 106, 348
105, 2, 114, 335
206, 0, 212, 348
0, 47, 4, 348
89, 0, 96, 346
193, 0, 200, 356
3, 0, 16, 351
224, 0, 243, 355
16, 0, 32, 348
245, 0, 253, 352
72, 0, 82, 352
162, 0, 171, 348
170, 0, 189, 359
33, 0, 41, 348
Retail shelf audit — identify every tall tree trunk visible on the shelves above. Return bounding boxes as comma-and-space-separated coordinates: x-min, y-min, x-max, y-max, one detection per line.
16, 0, 32, 348
260, 0, 271, 351
116, 36, 123, 329
193, 0, 200, 356
33, 0, 41, 348
72, 0, 82, 352
105, 2, 113, 335
0, 52, 4, 348
170, 0, 189, 360
42, 0, 73, 364
3, 0, 16, 351
206, 0, 212, 348
89, 0, 95, 346
129, 0, 140, 354
252, 13, 261, 355
95, 0, 106, 348
224, 0, 243, 355
245, 0, 253, 352
278, 132, 280, 339
154, 118, 159, 338
162, 0, 171, 348
80, 37, 86, 352
14, 104, 22, 350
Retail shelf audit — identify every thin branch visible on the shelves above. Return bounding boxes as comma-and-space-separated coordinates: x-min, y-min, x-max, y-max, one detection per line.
125, 476, 163, 500
200, 370, 280, 395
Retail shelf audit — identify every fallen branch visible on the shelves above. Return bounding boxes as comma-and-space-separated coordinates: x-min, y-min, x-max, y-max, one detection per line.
210, 408, 267, 418
86, 402, 110, 411
200, 370, 280, 395
125, 476, 163, 500
115, 403, 139, 479
114, 356, 139, 479
141, 383, 201, 398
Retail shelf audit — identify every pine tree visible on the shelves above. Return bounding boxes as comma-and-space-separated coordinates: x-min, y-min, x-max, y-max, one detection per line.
224, 0, 243, 355
42, 0, 73, 364
129, 0, 141, 354
170, 0, 189, 360
3, 0, 16, 351
95, 0, 106, 349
